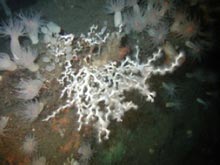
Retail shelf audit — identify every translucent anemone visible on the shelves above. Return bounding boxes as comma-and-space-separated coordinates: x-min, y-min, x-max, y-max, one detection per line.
14, 47, 39, 72
22, 134, 37, 155
18, 10, 44, 44
16, 78, 43, 100
123, 9, 147, 33
147, 22, 169, 46
105, 0, 126, 27
0, 52, 17, 71
20, 100, 44, 122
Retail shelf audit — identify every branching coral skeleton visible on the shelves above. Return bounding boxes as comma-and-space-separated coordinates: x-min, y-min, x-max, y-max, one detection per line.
43, 25, 184, 142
